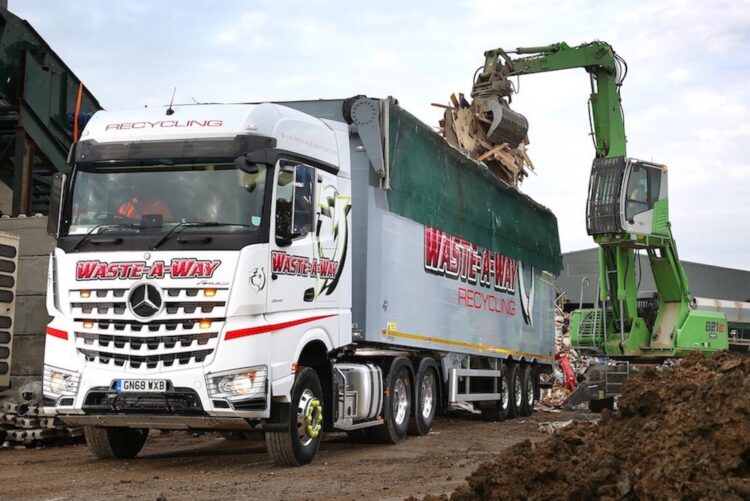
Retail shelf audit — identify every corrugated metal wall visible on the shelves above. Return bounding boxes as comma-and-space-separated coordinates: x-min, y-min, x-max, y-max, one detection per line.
0, 216, 53, 389
557, 248, 750, 307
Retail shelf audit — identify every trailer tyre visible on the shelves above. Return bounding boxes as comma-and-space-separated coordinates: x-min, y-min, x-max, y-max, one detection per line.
508, 363, 523, 418
370, 357, 413, 444
519, 364, 536, 417
481, 365, 511, 422
408, 362, 438, 436
266, 367, 324, 466
83, 426, 148, 459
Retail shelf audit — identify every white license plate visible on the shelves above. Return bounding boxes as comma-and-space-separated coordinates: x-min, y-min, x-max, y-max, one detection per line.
115, 379, 168, 393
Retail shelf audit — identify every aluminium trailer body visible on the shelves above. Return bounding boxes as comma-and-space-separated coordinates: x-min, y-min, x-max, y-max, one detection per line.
340, 97, 559, 375
44, 96, 561, 465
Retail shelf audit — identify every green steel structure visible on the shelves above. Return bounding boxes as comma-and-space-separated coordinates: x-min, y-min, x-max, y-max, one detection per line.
0, 7, 101, 215
474, 41, 727, 359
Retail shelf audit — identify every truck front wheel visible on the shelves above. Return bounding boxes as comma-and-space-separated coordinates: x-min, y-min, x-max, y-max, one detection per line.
266, 367, 324, 466
83, 426, 148, 459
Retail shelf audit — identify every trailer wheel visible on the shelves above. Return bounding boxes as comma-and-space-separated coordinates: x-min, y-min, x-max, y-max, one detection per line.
519, 364, 535, 417
83, 426, 148, 459
481, 364, 511, 421
266, 367, 324, 466
408, 362, 438, 436
370, 357, 413, 444
507, 363, 523, 418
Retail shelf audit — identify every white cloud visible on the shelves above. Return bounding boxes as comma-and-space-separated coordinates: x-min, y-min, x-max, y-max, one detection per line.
214, 10, 269, 48
667, 68, 690, 83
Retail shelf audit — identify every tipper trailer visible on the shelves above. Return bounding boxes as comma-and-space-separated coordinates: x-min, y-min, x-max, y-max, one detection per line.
42, 96, 561, 465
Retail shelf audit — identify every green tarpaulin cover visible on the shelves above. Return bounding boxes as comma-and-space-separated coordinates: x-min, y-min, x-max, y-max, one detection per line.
386, 102, 562, 275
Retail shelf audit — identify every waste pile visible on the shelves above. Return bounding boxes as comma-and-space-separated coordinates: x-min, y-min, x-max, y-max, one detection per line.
0, 382, 82, 447
538, 297, 598, 409
434, 93, 534, 186
437, 351, 750, 500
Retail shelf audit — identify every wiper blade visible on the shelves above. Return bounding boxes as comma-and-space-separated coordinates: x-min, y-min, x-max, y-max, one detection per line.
150, 222, 254, 250
71, 223, 143, 251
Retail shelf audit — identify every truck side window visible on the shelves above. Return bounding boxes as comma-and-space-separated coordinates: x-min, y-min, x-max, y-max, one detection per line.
293, 165, 313, 235
275, 163, 314, 242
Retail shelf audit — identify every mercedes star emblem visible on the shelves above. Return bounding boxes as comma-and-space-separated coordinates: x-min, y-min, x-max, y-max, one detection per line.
128, 282, 163, 319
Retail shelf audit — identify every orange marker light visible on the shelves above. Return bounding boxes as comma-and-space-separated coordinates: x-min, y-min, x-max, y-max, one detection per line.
80, 290, 91, 298
83, 320, 94, 329
203, 288, 217, 297
199, 319, 212, 329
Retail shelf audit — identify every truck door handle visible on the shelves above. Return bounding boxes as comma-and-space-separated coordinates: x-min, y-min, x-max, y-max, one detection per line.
272, 273, 278, 280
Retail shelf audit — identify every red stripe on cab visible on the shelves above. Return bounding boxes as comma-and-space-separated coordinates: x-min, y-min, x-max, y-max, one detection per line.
225, 314, 337, 340
46, 327, 68, 340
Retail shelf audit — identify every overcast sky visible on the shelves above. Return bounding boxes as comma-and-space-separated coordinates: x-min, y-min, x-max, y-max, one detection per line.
12, 0, 750, 269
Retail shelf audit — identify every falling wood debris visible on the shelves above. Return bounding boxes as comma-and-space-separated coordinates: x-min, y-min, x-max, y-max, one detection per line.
434, 93, 535, 186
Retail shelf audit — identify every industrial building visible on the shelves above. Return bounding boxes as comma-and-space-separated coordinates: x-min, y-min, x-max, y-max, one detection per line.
556, 247, 750, 310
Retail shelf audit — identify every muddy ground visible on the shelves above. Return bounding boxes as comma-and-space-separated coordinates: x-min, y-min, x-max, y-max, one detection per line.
0, 410, 589, 500
443, 352, 750, 500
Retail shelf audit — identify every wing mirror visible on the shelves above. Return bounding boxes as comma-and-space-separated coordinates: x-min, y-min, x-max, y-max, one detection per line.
234, 155, 259, 174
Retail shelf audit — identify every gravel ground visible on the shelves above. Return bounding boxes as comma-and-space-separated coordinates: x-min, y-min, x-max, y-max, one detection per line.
0, 410, 590, 500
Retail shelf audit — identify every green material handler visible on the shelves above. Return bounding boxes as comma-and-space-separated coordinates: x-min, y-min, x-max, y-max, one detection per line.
473, 41, 727, 360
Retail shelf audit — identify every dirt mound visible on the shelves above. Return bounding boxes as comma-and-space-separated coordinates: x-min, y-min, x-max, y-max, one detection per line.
442, 352, 750, 500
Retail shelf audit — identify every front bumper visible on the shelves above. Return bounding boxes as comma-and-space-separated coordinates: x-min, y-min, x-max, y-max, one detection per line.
45, 364, 271, 422
60, 414, 255, 431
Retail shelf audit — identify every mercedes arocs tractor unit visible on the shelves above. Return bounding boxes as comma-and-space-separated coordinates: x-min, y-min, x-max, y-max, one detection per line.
42, 96, 561, 465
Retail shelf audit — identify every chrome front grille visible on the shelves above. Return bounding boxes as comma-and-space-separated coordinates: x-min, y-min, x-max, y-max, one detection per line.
69, 287, 227, 318
69, 286, 227, 372
78, 348, 214, 369
76, 331, 218, 350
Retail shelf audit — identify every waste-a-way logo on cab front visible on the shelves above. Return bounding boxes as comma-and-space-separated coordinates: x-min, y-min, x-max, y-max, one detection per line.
75, 258, 221, 280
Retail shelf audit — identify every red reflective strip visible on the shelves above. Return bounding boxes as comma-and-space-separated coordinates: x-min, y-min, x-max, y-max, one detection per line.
46, 327, 68, 340
225, 314, 337, 340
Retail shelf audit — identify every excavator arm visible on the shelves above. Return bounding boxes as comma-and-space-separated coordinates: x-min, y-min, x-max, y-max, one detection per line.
474, 41, 627, 158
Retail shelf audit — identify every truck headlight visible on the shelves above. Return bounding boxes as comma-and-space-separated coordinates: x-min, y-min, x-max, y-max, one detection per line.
207, 365, 267, 401
43, 365, 80, 398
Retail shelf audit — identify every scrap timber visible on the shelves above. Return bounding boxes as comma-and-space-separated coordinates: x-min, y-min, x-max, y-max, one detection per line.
434, 93, 534, 186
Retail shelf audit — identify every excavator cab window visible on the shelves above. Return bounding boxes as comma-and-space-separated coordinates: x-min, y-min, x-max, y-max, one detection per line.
624, 163, 662, 221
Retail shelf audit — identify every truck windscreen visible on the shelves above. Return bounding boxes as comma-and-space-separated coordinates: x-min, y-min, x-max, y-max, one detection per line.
66, 163, 268, 236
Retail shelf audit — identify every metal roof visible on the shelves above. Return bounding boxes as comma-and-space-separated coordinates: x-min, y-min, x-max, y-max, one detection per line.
556, 248, 750, 306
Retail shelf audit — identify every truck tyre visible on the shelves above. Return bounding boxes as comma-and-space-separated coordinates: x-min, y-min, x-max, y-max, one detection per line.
266, 367, 324, 466
519, 364, 535, 417
481, 365, 511, 421
507, 363, 523, 419
408, 362, 438, 436
84, 426, 148, 459
370, 357, 413, 444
